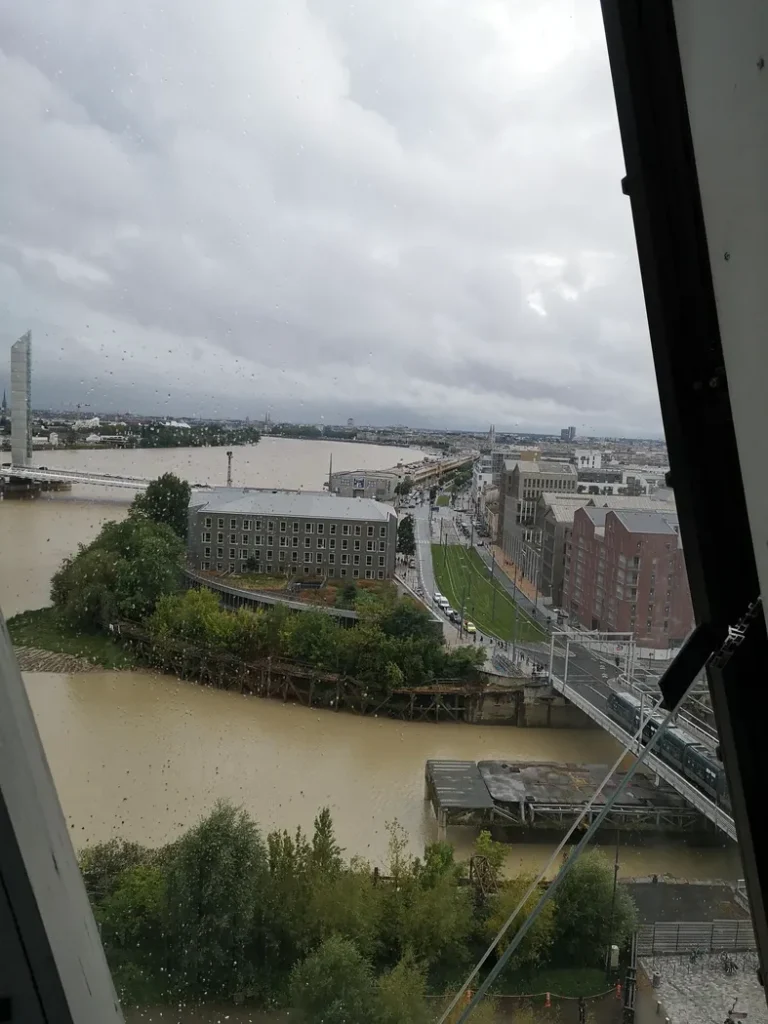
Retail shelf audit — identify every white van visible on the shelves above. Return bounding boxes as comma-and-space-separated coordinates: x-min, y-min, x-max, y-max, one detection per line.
433, 591, 444, 605
437, 597, 450, 611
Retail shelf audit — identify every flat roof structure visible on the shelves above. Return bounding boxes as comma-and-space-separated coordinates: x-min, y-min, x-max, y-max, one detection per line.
189, 486, 393, 521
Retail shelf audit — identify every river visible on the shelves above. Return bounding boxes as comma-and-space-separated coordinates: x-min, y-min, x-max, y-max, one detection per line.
0, 439, 743, 879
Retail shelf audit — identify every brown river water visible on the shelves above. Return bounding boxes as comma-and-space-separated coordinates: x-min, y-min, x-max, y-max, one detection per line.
0, 440, 743, 878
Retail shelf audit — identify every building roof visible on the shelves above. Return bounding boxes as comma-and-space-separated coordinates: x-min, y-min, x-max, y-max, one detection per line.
504, 460, 577, 476
583, 507, 609, 527
611, 509, 680, 536
546, 499, 592, 524
189, 487, 394, 521
594, 494, 676, 510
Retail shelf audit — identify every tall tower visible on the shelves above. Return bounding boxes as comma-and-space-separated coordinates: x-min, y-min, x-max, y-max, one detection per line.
11, 331, 32, 467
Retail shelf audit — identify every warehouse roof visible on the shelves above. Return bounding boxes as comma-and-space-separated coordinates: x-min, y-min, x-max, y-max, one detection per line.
612, 509, 680, 535
189, 487, 394, 521
546, 499, 592, 523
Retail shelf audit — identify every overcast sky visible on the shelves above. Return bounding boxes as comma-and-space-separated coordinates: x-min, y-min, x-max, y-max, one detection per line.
0, 0, 662, 436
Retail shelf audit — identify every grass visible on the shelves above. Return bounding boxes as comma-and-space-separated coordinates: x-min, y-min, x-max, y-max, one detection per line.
499, 967, 610, 997
431, 544, 546, 643
6, 607, 136, 669
436, 494, 450, 506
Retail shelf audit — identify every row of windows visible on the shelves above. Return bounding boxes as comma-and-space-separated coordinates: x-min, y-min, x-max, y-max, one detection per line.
203, 515, 386, 538
201, 562, 385, 581
200, 532, 386, 552
203, 548, 387, 568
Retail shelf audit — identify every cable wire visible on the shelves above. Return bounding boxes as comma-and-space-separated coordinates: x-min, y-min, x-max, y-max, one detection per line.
450, 687, 694, 1023
438, 686, 690, 1024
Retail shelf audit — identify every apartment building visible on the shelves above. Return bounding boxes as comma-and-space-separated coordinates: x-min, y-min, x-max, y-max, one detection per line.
499, 460, 578, 574
538, 495, 592, 606
562, 506, 694, 650
187, 488, 397, 580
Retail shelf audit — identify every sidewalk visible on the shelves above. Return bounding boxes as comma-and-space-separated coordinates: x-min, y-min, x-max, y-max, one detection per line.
489, 545, 549, 613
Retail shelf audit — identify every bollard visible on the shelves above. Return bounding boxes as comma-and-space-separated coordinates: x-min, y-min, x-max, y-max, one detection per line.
545, 993, 551, 1008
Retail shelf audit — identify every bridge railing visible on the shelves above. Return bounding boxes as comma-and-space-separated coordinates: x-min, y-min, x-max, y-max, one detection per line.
549, 673, 736, 841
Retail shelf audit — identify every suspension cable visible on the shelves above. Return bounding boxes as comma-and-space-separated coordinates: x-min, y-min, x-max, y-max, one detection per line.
439, 687, 687, 1024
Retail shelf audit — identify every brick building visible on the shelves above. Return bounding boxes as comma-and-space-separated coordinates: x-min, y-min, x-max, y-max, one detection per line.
563, 506, 694, 650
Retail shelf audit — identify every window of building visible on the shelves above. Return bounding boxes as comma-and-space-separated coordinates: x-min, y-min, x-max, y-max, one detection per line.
354, 525, 361, 536
366, 555, 372, 566
266, 550, 273, 561
204, 547, 211, 557
254, 520, 262, 531
353, 554, 360, 565
341, 554, 349, 565
329, 524, 337, 535
217, 532, 224, 543
378, 556, 385, 567
280, 521, 286, 532
202, 561, 210, 570
379, 541, 385, 552
267, 521, 274, 532
316, 553, 323, 564
205, 517, 212, 528
379, 526, 386, 537
217, 517, 225, 528
293, 521, 299, 533
203, 532, 211, 542
230, 533, 237, 544
216, 562, 223, 571
317, 537, 325, 549
367, 525, 374, 536
217, 547, 224, 558
317, 523, 324, 534
377, 570, 385, 580
292, 551, 298, 562
229, 548, 236, 559
304, 536, 311, 548
240, 549, 248, 559
255, 535, 263, 546
230, 519, 237, 529
329, 538, 336, 549
241, 534, 250, 546
279, 550, 286, 562
353, 569, 360, 578
267, 535, 273, 547
342, 538, 348, 550
304, 551, 311, 562
305, 522, 313, 533
304, 566, 310, 575
340, 568, 347, 577
328, 553, 335, 564
365, 570, 373, 579
229, 563, 235, 572
292, 536, 299, 547
342, 524, 349, 535
328, 566, 336, 577
280, 536, 287, 547
243, 520, 250, 531
354, 540, 360, 551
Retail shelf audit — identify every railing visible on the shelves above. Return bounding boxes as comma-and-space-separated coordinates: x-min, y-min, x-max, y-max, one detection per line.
636, 920, 755, 956
549, 672, 737, 841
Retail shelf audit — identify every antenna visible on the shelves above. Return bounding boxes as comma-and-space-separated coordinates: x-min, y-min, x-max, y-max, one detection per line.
328, 453, 333, 491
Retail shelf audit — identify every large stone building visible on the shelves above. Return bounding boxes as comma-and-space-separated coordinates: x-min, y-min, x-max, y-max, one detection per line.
328, 469, 401, 501
499, 460, 578, 579
187, 488, 397, 580
538, 495, 592, 607
562, 506, 694, 650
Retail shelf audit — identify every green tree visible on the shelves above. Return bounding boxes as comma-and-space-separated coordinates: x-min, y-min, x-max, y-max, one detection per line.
162, 801, 268, 999
381, 600, 441, 642
289, 935, 379, 1024
375, 955, 431, 1024
79, 838, 154, 904
131, 472, 191, 539
483, 874, 555, 971
397, 514, 416, 555
552, 849, 637, 966
51, 518, 184, 629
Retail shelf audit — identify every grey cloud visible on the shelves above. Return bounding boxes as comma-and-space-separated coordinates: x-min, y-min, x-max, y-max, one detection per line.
0, 0, 662, 434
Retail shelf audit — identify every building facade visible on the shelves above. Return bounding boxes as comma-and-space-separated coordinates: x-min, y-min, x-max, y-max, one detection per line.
11, 331, 31, 467
188, 488, 397, 580
562, 506, 694, 649
328, 469, 401, 501
538, 495, 592, 606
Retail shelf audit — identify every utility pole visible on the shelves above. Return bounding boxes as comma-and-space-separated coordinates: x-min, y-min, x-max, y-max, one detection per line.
490, 548, 497, 624
226, 450, 233, 488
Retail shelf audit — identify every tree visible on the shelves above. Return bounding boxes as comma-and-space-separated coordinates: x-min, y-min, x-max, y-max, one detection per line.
397, 514, 416, 556
130, 472, 191, 540
429, 486, 438, 503
552, 849, 637, 966
162, 801, 268, 998
375, 956, 432, 1024
381, 600, 441, 642
289, 936, 379, 1024
79, 838, 154, 904
51, 518, 184, 629
483, 874, 556, 971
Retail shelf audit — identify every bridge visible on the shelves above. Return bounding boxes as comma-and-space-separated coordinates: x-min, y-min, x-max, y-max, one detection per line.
1, 465, 211, 490
548, 668, 736, 841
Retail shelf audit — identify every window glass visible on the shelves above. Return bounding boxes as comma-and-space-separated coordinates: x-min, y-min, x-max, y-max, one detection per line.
0, 2, 749, 1021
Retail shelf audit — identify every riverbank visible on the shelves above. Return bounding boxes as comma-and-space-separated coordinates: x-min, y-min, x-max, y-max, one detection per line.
7, 608, 135, 669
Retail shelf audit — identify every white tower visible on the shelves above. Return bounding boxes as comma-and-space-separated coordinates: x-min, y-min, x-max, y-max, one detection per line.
11, 331, 31, 467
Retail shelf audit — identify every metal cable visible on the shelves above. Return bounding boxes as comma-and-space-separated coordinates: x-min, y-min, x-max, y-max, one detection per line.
450, 686, 693, 1023
437, 687, 684, 1024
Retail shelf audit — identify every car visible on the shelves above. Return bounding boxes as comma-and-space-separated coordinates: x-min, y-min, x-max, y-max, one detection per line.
433, 591, 443, 604
464, 620, 477, 634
